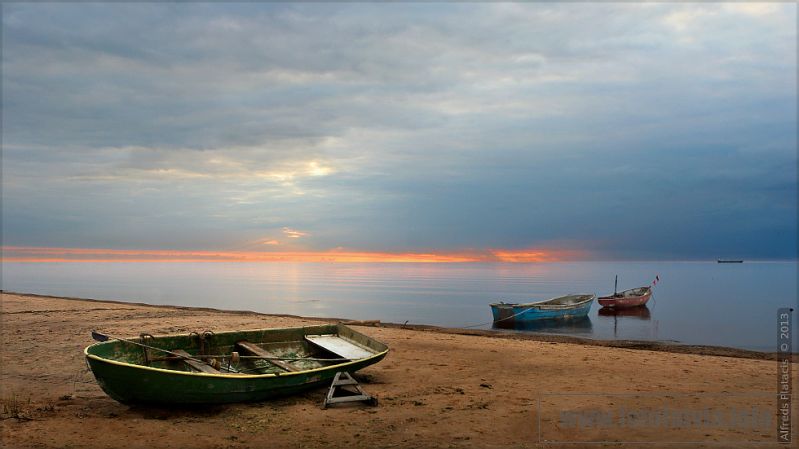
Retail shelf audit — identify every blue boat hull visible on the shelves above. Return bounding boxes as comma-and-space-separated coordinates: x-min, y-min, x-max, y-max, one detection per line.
490, 296, 594, 323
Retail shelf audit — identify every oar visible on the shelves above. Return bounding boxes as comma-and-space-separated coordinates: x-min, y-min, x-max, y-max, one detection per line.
90, 330, 238, 373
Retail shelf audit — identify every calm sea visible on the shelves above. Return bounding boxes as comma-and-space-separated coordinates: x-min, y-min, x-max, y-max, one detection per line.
2, 261, 796, 351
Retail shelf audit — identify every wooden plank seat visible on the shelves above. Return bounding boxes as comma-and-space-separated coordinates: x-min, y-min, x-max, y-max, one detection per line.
304, 334, 375, 360
171, 349, 221, 374
235, 340, 298, 372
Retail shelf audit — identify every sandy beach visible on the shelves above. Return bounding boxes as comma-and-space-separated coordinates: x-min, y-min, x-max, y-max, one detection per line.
1, 292, 795, 449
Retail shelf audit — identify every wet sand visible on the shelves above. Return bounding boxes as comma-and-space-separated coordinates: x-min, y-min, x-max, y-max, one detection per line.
1, 292, 795, 448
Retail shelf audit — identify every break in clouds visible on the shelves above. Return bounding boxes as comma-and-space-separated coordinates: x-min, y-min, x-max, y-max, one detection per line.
1, 2, 796, 259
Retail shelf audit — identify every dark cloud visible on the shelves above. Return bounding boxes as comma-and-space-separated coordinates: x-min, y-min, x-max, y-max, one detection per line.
2, 3, 796, 259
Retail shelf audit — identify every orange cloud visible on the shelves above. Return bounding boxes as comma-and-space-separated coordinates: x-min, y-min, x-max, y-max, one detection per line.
1, 246, 588, 263
262, 240, 280, 245
0, 246, 478, 263
489, 248, 588, 262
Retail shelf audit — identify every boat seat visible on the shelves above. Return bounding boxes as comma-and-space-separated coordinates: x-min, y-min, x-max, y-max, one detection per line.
235, 340, 298, 372
171, 349, 221, 374
305, 334, 375, 360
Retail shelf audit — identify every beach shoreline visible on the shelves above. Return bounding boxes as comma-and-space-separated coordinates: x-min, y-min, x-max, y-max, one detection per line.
2, 290, 785, 360
2, 291, 796, 448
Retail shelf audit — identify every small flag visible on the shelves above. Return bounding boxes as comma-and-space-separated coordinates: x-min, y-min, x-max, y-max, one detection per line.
652, 275, 660, 286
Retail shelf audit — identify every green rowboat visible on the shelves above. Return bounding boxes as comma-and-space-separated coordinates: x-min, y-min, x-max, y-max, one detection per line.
85, 324, 389, 404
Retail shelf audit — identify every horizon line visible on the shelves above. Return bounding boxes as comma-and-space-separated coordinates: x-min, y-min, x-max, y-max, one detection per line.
0, 245, 587, 263
1, 246, 794, 264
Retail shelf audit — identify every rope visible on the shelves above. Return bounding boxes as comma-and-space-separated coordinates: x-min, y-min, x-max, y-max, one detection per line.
458, 306, 533, 329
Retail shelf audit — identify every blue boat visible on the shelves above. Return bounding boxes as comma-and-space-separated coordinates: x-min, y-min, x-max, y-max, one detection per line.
490, 294, 595, 324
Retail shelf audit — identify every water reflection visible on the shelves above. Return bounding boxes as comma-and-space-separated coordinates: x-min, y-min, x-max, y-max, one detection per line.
596, 305, 653, 339
597, 305, 651, 320
492, 316, 592, 333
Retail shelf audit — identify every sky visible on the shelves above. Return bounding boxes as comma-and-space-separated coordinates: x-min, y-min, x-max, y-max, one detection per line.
1, 2, 796, 262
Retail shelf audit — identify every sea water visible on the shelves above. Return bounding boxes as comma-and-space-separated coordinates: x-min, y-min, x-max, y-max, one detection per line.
2, 261, 796, 351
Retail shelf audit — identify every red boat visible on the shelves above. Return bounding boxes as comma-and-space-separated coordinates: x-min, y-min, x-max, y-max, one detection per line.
598, 286, 652, 309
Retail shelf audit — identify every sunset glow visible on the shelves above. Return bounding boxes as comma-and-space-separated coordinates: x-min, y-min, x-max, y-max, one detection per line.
490, 249, 588, 263
1, 246, 587, 263
282, 228, 308, 239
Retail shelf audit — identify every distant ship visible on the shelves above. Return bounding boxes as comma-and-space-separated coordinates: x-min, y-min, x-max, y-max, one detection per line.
717, 259, 744, 263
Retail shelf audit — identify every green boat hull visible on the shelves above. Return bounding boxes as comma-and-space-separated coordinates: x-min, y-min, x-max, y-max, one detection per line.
85, 324, 388, 405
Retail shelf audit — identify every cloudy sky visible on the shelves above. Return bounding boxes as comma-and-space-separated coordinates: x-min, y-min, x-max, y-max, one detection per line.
2, 2, 796, 261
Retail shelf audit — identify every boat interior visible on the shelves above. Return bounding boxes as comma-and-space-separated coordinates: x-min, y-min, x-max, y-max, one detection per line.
88, 324, 386, 376
605, 287, 650, 298
491, 294, 595, 308
518, 294, 594, 307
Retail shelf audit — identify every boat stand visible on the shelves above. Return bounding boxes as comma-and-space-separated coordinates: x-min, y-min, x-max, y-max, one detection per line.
322, 372, 377, 409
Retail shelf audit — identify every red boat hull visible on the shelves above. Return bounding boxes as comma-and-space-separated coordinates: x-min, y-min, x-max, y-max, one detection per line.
598, 287, 652, 309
